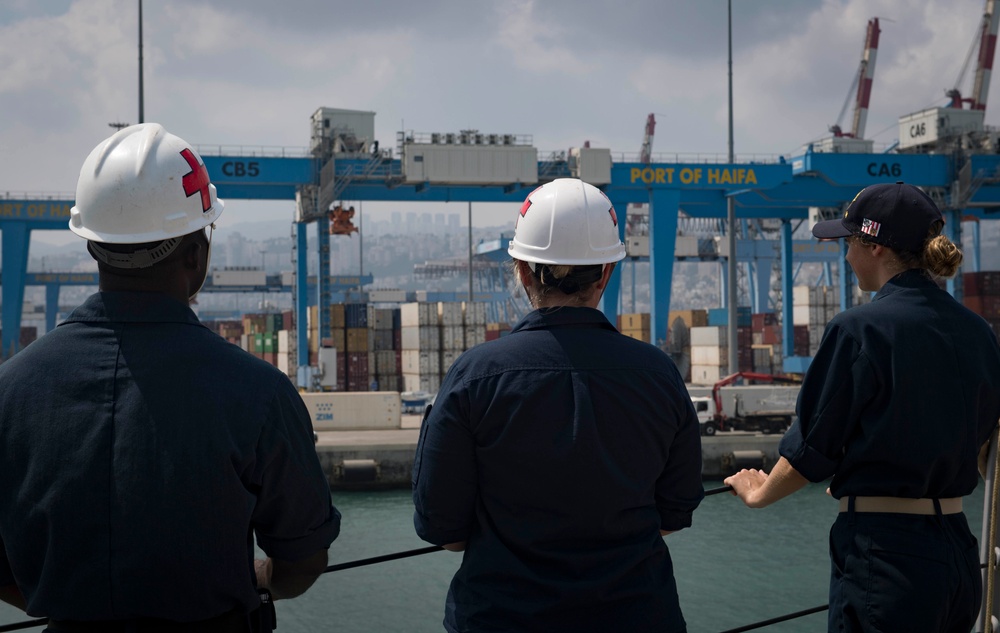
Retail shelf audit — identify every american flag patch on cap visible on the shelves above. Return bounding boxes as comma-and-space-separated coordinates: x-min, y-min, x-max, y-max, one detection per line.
861, 218, 881, 237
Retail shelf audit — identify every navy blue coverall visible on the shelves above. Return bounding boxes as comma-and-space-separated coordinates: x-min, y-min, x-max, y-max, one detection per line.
413, 307, 704, 633
0, 292, 340, 626
780, 270, 1000, 632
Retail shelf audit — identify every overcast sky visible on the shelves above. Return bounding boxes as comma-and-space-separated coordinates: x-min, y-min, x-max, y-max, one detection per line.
2, 0, 996, 246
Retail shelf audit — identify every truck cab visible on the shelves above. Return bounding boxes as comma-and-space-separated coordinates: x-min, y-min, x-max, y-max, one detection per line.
691, 396, 719, 436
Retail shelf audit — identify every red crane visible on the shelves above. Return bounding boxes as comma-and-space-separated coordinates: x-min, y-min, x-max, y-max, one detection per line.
830, 18, 880, 139
947, 0, 999, 111
638, 113, 656, 164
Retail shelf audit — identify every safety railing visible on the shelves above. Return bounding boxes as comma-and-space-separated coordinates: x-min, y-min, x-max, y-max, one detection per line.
0, 484, 847, 633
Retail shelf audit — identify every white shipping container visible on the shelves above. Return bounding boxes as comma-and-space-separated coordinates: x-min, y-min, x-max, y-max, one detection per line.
280, 271, 294, 286
403, 372, 441, 394
401, 302, 438, 327
438, 302, 464, 326
300, 391, 401, 431
690, 326, 727, 346
374, 350, 397, 374
792, 305, 812, 326
401, 349, 440, 375
277, 330, 292, 354
463, 302, 488, 326
690, 364, 726, 385
276, 351, 292, 378
441, 325, 465, 350
793, 285, 812, 306
691, 345, 727, 367
464, 325, 487, 349
317, 348, 338, 389
401, 325, 440, 351
441, 349, 462, 373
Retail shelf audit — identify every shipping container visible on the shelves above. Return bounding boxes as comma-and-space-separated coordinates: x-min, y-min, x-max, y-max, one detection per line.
401, 302, 439, 327
438, 302, 464, 326
401, 349, 441, 375
401, 325, 440, 351
441, 325, 465, 350
300, 391, 401, 431
402, 372, 442, 394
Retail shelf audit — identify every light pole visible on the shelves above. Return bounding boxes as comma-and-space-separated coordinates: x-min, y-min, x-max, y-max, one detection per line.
726, 0, 738, 375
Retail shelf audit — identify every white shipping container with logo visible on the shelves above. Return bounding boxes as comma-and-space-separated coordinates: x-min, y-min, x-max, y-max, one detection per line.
300, 391, 401, 431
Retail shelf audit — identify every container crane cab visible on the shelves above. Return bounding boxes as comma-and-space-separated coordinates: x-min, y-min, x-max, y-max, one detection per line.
897, 0, 999, 152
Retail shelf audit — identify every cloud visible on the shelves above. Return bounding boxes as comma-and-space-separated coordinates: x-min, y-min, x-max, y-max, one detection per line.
494, 0, 597, 75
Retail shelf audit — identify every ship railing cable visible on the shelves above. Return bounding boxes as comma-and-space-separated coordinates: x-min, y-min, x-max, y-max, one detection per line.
0, 483, 951, 633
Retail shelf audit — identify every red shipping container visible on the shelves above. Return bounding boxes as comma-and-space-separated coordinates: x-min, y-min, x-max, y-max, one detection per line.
964, 295, 984, 316
751, 312, 779, 329
984, 296, 1000, 320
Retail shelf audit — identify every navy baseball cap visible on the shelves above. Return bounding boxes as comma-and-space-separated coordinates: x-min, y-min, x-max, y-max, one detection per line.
812, 181, 943, 253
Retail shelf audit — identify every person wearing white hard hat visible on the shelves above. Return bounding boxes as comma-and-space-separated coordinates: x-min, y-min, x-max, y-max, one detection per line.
413, 178, 703, 633
0, 123, 340, 633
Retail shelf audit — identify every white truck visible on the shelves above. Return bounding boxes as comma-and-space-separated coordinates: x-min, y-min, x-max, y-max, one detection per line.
692, 372, 800, 436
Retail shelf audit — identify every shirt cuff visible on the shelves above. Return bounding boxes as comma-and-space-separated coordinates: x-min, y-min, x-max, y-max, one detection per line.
779, 421, 839, 483
413, 511, 470, 546
256, 506, 341, 562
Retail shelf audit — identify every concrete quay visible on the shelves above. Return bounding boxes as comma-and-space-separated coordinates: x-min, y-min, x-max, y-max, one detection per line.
315, 415, 781, 490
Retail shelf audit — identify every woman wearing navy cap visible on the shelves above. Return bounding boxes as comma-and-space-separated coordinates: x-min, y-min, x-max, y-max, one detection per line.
726, 181, 1000, 632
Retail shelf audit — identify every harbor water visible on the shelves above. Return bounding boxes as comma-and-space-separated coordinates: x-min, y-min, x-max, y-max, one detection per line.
0, 481, 987, 633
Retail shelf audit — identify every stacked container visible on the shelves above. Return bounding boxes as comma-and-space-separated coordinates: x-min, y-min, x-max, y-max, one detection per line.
749, 312, 780, 373
463, 302, 488, 349
792, 286, 839, 356
400, 302, 441, 393
666, 309, 708, 382
367, 305, 402, 392
343, 303, 369, 391
964, 271, 1000, 338
485, 322, 512, 341
689, 308, 753, 385
617, 313, 651, 343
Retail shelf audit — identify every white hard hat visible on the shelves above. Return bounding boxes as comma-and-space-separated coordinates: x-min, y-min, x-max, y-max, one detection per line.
508, 178, 626, 265
69, 123, 224, 244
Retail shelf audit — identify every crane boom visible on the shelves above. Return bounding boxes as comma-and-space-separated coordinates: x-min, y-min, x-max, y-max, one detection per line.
850, 18, 880, 138
638, 113, 656, 164
972, 0, 1000, 110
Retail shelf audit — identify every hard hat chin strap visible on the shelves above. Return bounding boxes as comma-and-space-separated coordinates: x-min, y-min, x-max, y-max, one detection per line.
88, 237, 183, 269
